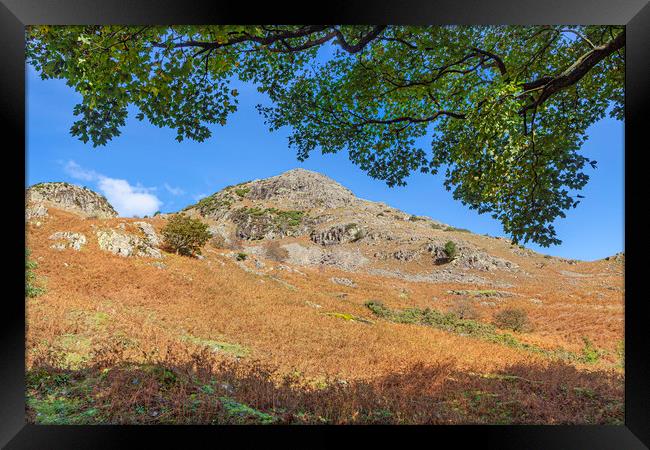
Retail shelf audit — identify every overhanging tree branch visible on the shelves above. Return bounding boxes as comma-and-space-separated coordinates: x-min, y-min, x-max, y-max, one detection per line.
150, 25, 386, 55
519, 31, 625, 113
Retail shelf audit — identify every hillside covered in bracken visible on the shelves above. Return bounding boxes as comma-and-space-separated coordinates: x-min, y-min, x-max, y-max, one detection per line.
25, 170, 624, 425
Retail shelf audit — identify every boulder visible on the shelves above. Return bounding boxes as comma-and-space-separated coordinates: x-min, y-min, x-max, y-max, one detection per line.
49, 232, 87, 251
134, 221, 161, 246
26, 203, 48, 221
330, 277, 357, 288
96, 229, 161, 258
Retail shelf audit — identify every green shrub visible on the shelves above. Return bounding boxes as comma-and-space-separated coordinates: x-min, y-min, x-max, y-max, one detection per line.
26, 249, 45, 298
153, 211, 161, 216
444, 241, 458, 260
445, 226, 471, 233
580, 337, 604, 364
236, 252, 247, 261
493, 308, 529, 332
349, 228, 365, 243
233, 187, 250, 198
161, 214, 212, 256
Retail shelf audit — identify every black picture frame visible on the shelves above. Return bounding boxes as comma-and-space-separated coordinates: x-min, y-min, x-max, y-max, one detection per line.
2, 1, 648, 448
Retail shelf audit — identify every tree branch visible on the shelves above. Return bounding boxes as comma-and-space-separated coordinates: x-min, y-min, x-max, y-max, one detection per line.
352, 110, 466, 127
471, 47, 507, 76
331, 26, 387, 53
151, 25, 386, 55
519, 31, 625, 113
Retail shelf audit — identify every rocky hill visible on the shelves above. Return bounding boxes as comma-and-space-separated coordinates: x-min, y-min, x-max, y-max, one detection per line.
26, 182, 117, 219
25, 172, 623, 288
182, 168, 521, 285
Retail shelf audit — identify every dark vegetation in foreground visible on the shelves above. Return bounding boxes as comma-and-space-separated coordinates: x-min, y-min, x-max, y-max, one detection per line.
26, 346, 623, 425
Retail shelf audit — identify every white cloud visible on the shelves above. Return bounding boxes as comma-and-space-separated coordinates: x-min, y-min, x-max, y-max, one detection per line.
63, 161, 163, 218
97, 178, 162, 218
164, 183, 185, 196
63, 161, 98, 181
192, 193, 208, 201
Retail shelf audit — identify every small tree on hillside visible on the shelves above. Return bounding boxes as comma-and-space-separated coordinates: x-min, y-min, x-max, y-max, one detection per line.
161, 214, 212, 256
444, 241, 458, 261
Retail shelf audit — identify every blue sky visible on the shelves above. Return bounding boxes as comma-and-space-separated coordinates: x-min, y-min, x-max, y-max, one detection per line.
26, 64, 624, 261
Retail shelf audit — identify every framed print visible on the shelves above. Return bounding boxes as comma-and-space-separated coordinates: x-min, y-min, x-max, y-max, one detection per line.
2, 0, 648, 448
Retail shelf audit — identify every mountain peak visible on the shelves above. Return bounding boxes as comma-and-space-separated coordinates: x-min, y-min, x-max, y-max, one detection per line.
242, 168, 357, 210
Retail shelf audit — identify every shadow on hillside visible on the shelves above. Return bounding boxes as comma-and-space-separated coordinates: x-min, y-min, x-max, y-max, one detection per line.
25, 348, 623, 425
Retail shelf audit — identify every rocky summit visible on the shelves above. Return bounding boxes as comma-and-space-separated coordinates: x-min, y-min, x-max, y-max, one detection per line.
26, 182, 118, 219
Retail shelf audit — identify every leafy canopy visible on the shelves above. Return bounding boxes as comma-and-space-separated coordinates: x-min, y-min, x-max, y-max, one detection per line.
26, 25, 624, 246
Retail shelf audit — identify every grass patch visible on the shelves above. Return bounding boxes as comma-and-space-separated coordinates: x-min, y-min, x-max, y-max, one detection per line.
365, 301, 591, 363
271, 209, 305, 227
54, 334, 92, 369
324, 312, 374, 325
27, 394, 99, 424
90, 311, 111, 328
26, 369, 100, 424
26, 249, 45, 298
233, 207, 306, 238
182, 335, 249, 357
580, 337, 604, 364
240, 207, 304, 227
219, 396, 277, 424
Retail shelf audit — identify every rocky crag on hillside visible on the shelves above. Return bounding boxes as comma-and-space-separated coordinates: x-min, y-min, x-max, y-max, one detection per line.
26, 170, 623, 286
26, 182, 161, 258
181, 169, 520, 285
26, 182, 118, 219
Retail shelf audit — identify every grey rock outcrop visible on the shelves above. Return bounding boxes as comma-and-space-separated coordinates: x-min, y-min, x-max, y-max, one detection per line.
282, 243, 368, 271
310, 223, 365, 246
330, 277, 357, 288
27, 182, 117, 218
96, 229, 161, 258
26, 203, 49, 221
245, 168, 357, 209
134, 222, 161, 246
49, 232, 87, 251
230, 207, 307, 240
